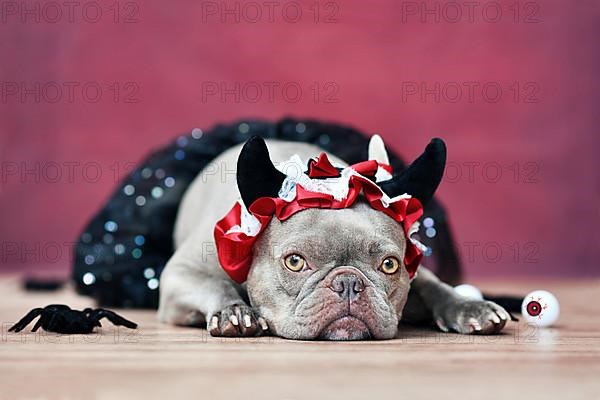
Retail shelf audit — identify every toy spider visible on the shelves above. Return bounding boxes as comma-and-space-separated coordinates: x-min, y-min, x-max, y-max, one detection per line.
8, 304, 138, 334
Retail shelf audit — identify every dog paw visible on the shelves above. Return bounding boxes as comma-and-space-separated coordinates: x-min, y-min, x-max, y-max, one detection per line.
208, 304, 269, 337
434, 300, 511, 335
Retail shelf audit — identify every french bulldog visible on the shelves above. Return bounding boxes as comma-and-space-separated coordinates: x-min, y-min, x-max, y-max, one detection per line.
157, 135, 511, 340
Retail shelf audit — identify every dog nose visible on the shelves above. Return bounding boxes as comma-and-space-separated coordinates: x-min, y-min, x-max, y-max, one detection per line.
330, 273, 365, 301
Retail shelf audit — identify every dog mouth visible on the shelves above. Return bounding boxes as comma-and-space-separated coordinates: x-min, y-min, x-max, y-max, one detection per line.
318, 315, 371, 341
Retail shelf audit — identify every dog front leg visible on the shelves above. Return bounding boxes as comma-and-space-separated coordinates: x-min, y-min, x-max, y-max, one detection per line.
158, 243, 267, 337
406, 267, 511, 334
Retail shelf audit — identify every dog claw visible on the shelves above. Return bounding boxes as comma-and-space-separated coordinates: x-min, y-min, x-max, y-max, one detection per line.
258, 317, 269, 332
435, 318, 449, 332
208, 315, 220, 336
208, 304, 264, 337
467, 318, 482, 333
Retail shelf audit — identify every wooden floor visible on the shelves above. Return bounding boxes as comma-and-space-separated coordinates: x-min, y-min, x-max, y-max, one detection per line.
0, 275, 599, 400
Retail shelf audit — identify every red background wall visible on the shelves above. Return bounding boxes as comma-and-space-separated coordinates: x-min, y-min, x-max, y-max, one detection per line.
1, 0, 598, 278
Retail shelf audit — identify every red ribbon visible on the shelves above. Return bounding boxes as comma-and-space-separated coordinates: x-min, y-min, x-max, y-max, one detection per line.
307, 153, 340, 178
214, 154, 423, 284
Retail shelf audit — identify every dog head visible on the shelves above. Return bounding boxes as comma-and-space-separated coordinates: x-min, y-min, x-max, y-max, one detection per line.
237, 135, 446, 340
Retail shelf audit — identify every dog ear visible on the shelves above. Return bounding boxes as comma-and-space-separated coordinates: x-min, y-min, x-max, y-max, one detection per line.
368, 134, 390, 165
379, 138, 446, 206
237, 136, 287, 209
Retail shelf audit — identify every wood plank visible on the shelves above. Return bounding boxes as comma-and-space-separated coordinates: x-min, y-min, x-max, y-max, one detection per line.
1, 275, 598, 400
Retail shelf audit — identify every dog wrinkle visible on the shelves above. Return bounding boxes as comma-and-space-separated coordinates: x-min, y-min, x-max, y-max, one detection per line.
299, 289, 390, 338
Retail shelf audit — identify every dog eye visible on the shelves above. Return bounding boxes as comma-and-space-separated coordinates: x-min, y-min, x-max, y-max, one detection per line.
284, 254, 306, 272
380, 257, 400, 274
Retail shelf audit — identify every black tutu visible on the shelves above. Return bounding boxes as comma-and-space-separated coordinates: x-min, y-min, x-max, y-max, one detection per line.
72, 118, 462, 308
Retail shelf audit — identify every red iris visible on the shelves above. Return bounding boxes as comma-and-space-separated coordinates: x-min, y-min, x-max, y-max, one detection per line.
526, 300, 542, 316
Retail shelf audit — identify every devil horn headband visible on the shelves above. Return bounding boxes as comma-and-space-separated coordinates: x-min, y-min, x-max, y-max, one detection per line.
215, 135, 446, 283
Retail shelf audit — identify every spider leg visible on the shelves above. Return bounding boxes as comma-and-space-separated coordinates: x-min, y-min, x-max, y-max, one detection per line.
91, 309, 138, 329
8, 308, 44, 332
31, 313, 47, 332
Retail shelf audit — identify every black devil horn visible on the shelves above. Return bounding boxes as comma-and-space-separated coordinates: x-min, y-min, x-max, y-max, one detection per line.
379, 138, 446, 206
237, 136, 287, 209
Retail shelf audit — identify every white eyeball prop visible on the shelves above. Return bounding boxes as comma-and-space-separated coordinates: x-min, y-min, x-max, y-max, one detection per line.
521, 290, 560, 327
453, 284, 484, 301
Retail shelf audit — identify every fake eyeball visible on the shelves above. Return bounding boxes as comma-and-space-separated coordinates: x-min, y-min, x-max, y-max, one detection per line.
453, 284, 484, 301
521, 290, 560, 327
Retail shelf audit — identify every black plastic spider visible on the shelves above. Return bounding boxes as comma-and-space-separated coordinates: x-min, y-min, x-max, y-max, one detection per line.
8, 304, 138, 334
